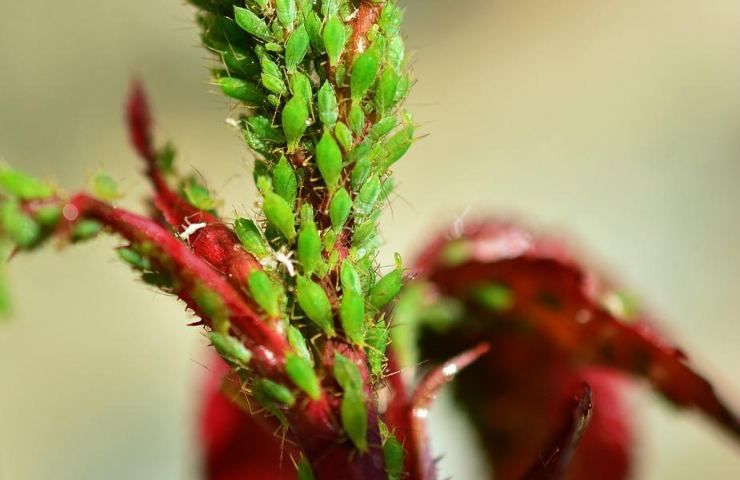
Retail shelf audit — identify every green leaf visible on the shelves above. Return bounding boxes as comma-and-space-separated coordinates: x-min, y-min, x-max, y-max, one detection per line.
247, 270, 282, 317
315, 130, 343, 191
0, 168, 53, 200
282, 95, 310, 153
339, 290, 365, 345
275, 0, 297, 31
350, 51, 379, 100
209, 331, 252, 366
287, 325, 312, 362
296, 275, 335, 336
297, 204, 322, 275
234, 6, 272, 41
285, 353, 321, 400
234, 218, 270, 259
272, 156, 298, 205
341, 389, 368, 452
318, 81, 339, 128
322, 15, 346, 67
285, 25, 309, 71
329, 188, 351, 232
219, 77, 263, 104
256, 378, 295, 406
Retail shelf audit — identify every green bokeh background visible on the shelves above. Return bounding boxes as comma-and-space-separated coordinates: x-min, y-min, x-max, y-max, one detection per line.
0, 1, 738, 478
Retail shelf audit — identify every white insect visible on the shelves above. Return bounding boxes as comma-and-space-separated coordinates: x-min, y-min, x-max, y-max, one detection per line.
178, 222, 207, 242
225, 117, 241, 129
451, 205, 472, 238
261, 249, 297, 277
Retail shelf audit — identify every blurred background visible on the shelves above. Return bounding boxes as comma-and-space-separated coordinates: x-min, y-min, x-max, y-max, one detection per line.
0, 0, 739, 478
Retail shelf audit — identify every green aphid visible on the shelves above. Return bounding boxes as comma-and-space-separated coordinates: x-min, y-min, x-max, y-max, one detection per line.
248, 270, 282, 317
340, 260, 363, 294
319, 225, 335, 250
262, 188, 297, 242
247, 115, 286, 145
470, 283, 514, 312
329, 188, 351, 232
375, 69, 400, 116
297, 204, 322, 275
117, 247, 151, 271
321, 0, 338, 17
234, 218, 270, 259
322, 15, 346, 67
272, 156, 298, 205
290, 73, 313, 111
282, 95, 310, 153
379, 2, 403, 35
141, 272, 174, 289
275, 0, 297, 31
193, 284, 229, 325
234, 6, 272, 41
71, 219, 103, 243
285, 353, 321, 400
156, 142, 176, 175
0, 168, 53, 200
339, 290, 365, 346
380, 123, 414, 171
183, 180, 217, 211
368, 255, 404, 309
335, 63, 347, 86
370, 116, 398, 141
350, 51, 380, 101
222, 48, 260, 77
395, 75, 411, 103
0, 202, 41, 248
34, 206, 62, 228
287, 325, 312, 362
333, 353, 363, 392
285, 25, 309, 71
91, 172, 121, 201
334, 122, 353, 151
440, 239, 469, 267
318, 81, 339, 128
348, 102, 365, 134
296, 456, 316, 480
304, 11, 323, 52
340, 389, 368, 452
219, 77, 263, 104
316, 130, 343, 191
208, 331, 252, 366
350, 156, 371, 190
366, 319, 389, 376
383, 434, 405, 480
387, 34, 406, 70
354, 174, 381, 216
256, 378, 296, 407
296, 275, 335, 336
261, 57, 288, 96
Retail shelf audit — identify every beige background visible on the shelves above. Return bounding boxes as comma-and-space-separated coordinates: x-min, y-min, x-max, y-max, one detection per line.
0, 0, 738, 478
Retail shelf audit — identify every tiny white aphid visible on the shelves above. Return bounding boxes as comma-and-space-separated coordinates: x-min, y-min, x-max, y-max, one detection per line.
225, 117, 241, 129
261, 249, 296, 277
178, 222, 207, 242
451, 206, 472, 238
